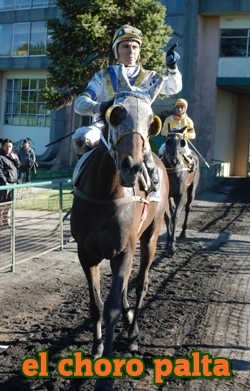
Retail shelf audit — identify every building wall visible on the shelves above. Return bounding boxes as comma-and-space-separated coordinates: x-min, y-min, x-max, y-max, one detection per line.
214, 89, 238, 176
0, 70, 50, 155
218, 15, 250, 78
234, 95, 250, 176
1, 1, 250, 173
0, 7, 58, 71
182, 2, 221, 162
199, 0, 250, 14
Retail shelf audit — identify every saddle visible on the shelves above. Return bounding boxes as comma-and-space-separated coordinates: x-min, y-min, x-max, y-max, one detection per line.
72, 148, 97, 188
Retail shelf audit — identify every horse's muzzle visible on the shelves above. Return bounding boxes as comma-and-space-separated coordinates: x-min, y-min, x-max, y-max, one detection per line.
172, 157, 180, 167
119, 156, 143, 187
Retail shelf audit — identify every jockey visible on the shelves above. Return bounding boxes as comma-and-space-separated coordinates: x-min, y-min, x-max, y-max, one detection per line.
159, 98, 197, 171
73, 24, 182, 196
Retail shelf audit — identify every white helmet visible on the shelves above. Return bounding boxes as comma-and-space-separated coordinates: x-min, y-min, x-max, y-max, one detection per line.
112, 24, 142, 59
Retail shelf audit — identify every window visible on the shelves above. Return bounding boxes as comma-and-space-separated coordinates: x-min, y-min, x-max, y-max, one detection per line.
0, 22, 48, 56
0, 0, 56, 10
164, 0, 184, 14
220, 29, 250, 57
5, 78, 51, 127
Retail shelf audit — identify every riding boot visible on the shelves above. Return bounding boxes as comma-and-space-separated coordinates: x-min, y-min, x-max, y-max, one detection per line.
184, 154, 196, 172
143, 148, 160, 193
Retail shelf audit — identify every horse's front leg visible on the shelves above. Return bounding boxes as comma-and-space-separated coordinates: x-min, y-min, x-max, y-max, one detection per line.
102, 250, 133, 357
128, 224, 161, 352
78, 245, 104, 360
180, 184, 194, 239
122, 283, 134, 325
94, 250, 133, 391
165, 197, 178, 256
169, 194, 186, 254
164, 206, 173, 255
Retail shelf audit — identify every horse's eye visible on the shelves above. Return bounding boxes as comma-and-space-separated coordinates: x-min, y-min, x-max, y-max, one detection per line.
180, 139, 186, 148
166, 138, 172, 146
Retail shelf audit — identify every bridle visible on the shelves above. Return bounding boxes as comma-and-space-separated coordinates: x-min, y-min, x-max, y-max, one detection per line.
163, 132, 189, 172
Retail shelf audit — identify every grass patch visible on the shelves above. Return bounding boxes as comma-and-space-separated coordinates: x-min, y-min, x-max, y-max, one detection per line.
16, 188, 74, 212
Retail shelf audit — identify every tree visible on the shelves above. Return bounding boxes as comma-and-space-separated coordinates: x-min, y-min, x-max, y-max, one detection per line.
43, 0, 172, 109
42, 0, 173, 167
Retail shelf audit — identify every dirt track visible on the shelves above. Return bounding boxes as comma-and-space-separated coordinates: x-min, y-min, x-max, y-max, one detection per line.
0, 177, 250, 391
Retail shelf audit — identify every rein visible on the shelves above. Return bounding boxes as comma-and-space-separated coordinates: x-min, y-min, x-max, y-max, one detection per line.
75, 189, 149, 206
165, 166, 189, 172
75, 123, 150, 207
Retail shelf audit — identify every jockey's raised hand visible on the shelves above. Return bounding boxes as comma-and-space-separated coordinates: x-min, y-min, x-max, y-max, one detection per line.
166, 43, 180, 69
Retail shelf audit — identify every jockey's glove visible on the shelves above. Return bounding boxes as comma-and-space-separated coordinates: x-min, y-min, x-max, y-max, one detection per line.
99, 100, 114, 117
166, 43, 180, 69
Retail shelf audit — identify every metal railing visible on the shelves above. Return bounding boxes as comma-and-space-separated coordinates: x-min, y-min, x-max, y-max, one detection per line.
196, 162, 224, 194
0, 179, 73, 272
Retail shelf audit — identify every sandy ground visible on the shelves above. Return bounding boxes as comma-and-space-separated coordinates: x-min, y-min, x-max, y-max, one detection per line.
0, 176, 249, 391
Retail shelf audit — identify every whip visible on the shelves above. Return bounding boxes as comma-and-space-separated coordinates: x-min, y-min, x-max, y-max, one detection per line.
187, 139, 210, 168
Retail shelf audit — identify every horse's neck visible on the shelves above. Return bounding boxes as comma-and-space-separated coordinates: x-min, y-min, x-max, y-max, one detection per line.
83, 144, 132, 199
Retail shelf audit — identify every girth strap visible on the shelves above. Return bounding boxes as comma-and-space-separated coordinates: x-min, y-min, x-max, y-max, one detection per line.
75, 189, 149, 206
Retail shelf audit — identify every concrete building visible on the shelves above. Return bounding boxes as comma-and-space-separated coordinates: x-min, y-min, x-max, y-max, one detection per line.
1, 0, 250, 176
163, 0, 250, 176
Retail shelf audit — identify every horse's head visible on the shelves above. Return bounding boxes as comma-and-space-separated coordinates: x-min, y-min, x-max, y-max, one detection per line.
105, 64, 162, 187
164, 126, 187, 168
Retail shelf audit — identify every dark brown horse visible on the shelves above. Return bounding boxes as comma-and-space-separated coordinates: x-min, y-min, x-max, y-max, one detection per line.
70, 65, 170, 391
161, 128, 200, 256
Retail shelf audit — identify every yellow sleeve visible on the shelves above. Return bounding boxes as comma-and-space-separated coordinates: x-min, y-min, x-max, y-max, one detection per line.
183, 117, 196, 139
161, 117, 170, 136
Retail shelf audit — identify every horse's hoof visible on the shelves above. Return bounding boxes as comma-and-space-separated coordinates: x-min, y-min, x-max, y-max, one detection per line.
94, 378, 113, 391
179, 233, 187, 241
123, 309, 134, 325
129, 342, 138, 353
165, 247, 176, 257
91, 343, 104, 360
128, 337, 139, 353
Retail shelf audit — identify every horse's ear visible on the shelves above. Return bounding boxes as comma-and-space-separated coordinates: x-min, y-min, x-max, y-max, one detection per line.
147, 77, 164, 102
148, 115, 162, 137
180, 126, 187, 134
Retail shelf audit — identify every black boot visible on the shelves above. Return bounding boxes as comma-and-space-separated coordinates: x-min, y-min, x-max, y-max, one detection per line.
144, 150, 160, 199
187, 155, 197, 172
148, 166, 160, 191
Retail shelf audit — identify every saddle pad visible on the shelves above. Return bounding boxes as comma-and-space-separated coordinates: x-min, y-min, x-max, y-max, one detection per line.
72, 148, 97, 187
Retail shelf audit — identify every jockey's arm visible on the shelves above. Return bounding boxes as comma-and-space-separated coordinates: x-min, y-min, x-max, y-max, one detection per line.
160, 67, 182, 96
161, 118, 170, 137
186, 127, 196, 140
74, 71, 105, 117
183, 118, 196, 140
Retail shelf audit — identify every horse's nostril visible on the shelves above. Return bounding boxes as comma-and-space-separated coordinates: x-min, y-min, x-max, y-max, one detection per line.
121, 156, 133, 170
133, 164, 142, 175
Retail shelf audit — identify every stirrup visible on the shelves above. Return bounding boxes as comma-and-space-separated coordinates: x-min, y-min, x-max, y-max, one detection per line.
149, 182, 161, 201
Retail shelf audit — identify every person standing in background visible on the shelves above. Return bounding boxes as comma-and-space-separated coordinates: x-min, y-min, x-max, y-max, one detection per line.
0, 139, 20, 226
17, 139, 36, 184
